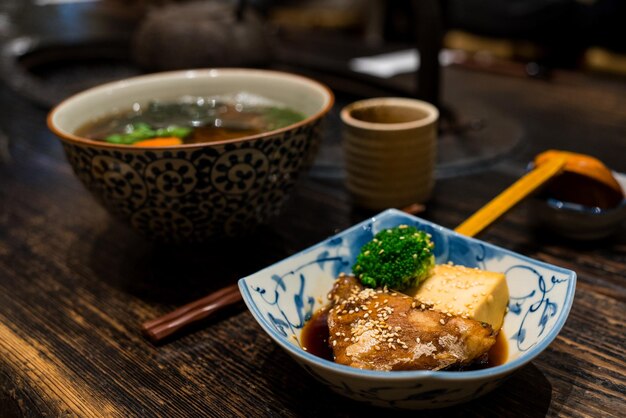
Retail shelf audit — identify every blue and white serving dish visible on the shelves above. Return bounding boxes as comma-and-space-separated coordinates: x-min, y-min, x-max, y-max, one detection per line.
238, 209, 576, 409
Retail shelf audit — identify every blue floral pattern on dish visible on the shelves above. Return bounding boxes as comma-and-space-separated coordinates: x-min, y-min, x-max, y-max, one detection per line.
239, 209, 576, 409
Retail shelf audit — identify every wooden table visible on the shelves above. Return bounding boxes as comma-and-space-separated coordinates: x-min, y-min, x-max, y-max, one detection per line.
1, 11, 626, 418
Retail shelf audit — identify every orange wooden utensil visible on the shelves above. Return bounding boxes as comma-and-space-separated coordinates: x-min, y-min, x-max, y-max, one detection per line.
455, 150, 622, 237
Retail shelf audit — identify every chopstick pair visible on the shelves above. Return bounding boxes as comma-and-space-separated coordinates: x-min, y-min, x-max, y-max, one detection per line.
142, 284, 242, 342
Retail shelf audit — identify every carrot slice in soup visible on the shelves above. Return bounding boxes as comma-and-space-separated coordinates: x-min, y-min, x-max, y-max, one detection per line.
132, 137, 183, 147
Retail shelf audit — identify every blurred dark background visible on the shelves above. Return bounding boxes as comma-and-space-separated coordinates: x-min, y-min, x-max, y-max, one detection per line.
0, 0, 626, 102
255, 0, 626, 73
1, 0, 623, 177
1, 0, 625, 77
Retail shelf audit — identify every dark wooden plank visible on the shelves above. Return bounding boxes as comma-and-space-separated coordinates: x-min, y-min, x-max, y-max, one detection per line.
1, 7, 625, 416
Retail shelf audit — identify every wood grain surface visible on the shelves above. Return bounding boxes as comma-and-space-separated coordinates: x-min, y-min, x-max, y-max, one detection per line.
1, 9, 626, 418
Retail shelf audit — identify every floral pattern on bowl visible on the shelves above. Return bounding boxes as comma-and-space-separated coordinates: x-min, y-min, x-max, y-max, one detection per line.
239, 209, 576, 409
61, 123, 320, 242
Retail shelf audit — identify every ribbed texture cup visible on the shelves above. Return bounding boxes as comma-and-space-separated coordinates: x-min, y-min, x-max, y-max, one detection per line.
341, 98, 438, 210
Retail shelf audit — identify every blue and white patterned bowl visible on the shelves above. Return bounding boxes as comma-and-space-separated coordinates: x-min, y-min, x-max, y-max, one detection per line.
47, 69, 334, 242
239, 209, 576, 409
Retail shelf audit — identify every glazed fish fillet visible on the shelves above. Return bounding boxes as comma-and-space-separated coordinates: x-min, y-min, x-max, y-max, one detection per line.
327, 275, 496, 371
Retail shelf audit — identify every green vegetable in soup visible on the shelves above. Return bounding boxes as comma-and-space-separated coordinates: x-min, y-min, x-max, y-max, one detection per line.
105, 123, 191, 145
263, 107, 306, 130
80, 94, 307, 146
352, 225, 435, 290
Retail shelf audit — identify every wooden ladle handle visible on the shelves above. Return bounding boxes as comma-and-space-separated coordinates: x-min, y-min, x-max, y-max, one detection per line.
454, 156, 567, 237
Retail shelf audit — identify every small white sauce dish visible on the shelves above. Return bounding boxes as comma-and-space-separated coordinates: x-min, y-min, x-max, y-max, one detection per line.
528, 172, 626, 240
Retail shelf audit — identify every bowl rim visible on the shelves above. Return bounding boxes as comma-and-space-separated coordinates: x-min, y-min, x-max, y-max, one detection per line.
340, 97, 439, 131
239, 208, 577, 381
544, 197, 626, 216
47, 68, 335, 150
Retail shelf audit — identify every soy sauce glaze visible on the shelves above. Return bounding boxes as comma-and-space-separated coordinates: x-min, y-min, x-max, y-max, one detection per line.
301, 307, 508, 369
301, 308, 333, 361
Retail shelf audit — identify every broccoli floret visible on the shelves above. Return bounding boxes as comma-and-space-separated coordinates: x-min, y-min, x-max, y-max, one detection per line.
352, 225, 435, 290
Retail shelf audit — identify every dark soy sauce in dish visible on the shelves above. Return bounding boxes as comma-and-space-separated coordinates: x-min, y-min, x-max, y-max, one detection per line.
301, 307, 508, 370
301, 308, 334, 361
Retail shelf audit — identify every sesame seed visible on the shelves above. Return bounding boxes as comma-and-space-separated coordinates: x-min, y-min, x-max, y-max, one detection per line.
439, 319, 445, 325
379, 249, 384, 254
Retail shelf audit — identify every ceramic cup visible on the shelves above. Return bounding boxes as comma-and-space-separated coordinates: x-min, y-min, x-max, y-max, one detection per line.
341, 97, 438, 210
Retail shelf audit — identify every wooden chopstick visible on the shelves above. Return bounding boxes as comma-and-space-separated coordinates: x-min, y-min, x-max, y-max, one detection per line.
142, 284, 242, 343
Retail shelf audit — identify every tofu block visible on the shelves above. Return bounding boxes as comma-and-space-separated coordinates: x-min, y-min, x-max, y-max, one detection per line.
410, 264, 509, 331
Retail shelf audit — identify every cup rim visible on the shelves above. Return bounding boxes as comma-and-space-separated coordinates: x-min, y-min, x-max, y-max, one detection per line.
47, 68, 334, 150
340, 97, 438, 131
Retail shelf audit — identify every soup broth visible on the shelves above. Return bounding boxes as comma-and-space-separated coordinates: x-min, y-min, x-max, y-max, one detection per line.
75, 93, 306, 146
